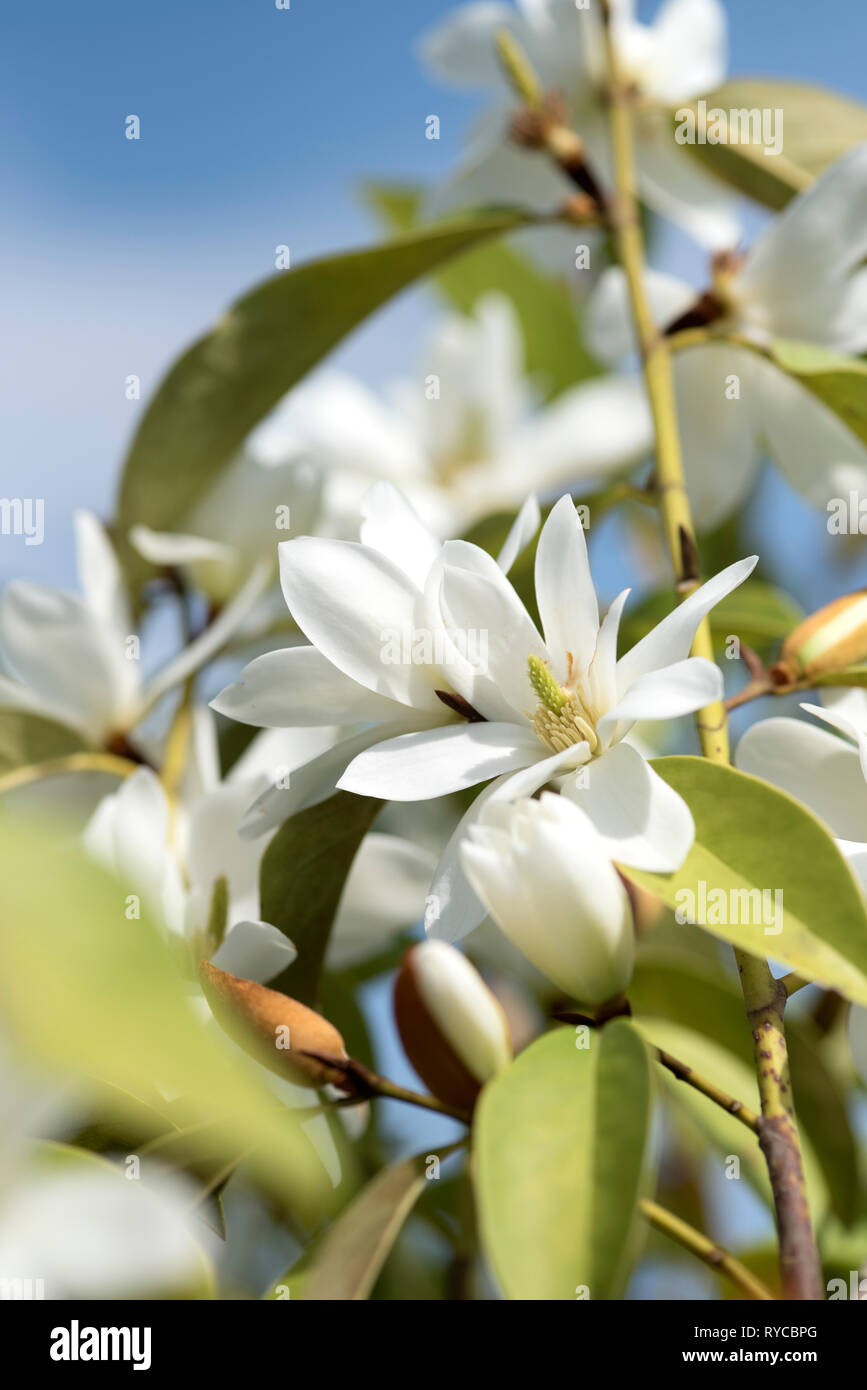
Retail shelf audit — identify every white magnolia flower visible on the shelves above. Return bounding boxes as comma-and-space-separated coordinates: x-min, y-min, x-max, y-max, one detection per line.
211, 482, 542, 837
422, 0, 738, 248
736, 690, 867, 1088
131, 449, 321, 605
338, 494, 756, 940
735, 691, 867, 892
86, 707, 435, 981
0, 1160, 210, 1300
588, 143, 867, 529
0, 512, 271, 746
250, 295, 651, 538
461, 792, 635, 1003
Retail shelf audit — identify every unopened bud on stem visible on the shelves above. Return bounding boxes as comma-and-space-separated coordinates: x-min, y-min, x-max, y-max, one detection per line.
394, 941, 512, 1112
771, 591, 867, 685
200, 961, 352, 1091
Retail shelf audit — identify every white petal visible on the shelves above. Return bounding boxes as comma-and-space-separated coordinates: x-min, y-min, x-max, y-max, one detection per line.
673, 344, 761, 530
588, 588, 631, 715
237, 720, 433, 839
513, 375, 653, 490
636, 134, 741, 251
408, 940, 512, 1081
534, 494, 599, 680
0, 582, 138, 743
599, 656, 722, 742
750, 353, 867, 509
279, 537, 442, 712
736, 143, 867, 350
648, 0, 728, 101
801, 701, 867, 785
141, 560, 272, 716
338, 721, 541, 802
563, 741, 695, 870
328, 834, 437, 969
75, 510, 131, 635
359, 482, 442, 589
433, 540, 547, 723
587, 266, 696, 364
461, 792, 634, 1003
425, 745, 585, 943
496, 493, 541, 574
421, 3, 530, 88
735, 715, 867, 841
129, 525, 234, 568
211, 919, 297, 983
615, 555, 757, 698
210, 645, 403, 728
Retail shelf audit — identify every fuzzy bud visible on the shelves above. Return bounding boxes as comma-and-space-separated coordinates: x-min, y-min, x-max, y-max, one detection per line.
772, 591, 867, 685
200, 961, 351, 1090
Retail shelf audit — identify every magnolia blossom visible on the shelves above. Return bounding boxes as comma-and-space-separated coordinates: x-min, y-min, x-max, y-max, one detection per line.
0, 511, 271, 746
588, 143, 867, 529
211, 482, 542, 837
422, 0, 738, 248
736, 690, 867, 1089
735, 691, 867, 892
131, 449, 321, 605
84, 710, 307, 983
461, 792, 635, 1004
86, 708, 435, 981
338, 495, 756, 939
249, 295, 651, 537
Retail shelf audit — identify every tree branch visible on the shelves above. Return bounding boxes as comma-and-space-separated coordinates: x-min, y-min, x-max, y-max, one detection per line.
597, 0, 822, 1301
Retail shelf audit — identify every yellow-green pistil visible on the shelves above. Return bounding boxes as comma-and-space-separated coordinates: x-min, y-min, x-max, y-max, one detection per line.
527, 654, 598, 754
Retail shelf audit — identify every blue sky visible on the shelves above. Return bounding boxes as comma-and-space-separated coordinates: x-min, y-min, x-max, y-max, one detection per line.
2, 0, 866, 587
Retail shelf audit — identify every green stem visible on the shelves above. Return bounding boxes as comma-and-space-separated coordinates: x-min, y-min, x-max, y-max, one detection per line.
641, 1199, 774, 1301
598, 0, 821, 1301
655, 1048, 759, 1132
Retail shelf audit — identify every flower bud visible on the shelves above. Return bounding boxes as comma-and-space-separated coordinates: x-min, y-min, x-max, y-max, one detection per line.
199, 961, 351, 1090
772, 591, 867, 685
393, 941, 512, 1112
460, 793, 635, 1007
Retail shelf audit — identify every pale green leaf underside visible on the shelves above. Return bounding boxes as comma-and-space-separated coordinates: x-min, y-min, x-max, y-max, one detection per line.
622, 758, 867, 1006
474, 1020, 652, 1300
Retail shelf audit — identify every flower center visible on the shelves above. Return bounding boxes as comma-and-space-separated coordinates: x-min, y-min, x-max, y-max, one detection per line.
527, 655, 598, 755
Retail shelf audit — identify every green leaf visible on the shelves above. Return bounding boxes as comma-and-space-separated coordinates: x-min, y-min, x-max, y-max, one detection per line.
260, 791, 383, 1005
0, 822, 333, 1221
675, 81, 867, 210
619, 580, 802, 656
631, 958, 860, 1224
0, 708, 86, 774
116, 209, 535, 579
770, 339, 867, 450
474, 1020, 653, 1300
301, 1146, 460, 1301
621, 757, 867, 1006
364, 184, 599, 400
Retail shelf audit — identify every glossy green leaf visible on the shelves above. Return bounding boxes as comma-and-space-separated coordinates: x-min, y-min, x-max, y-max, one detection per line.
621, 758, 867, 1006
301, 1145, 460, 1301
0, 823, 332, 1220
260, 791, 383, 1005
474, 1020, 653, 1300
116, 209, 535, 577
675, 81, 867, 210
0, 708, 85, 774
364, 184, 599, 399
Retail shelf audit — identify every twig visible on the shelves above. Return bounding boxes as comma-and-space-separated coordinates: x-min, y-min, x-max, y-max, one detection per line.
640, 1199, 774, 1301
